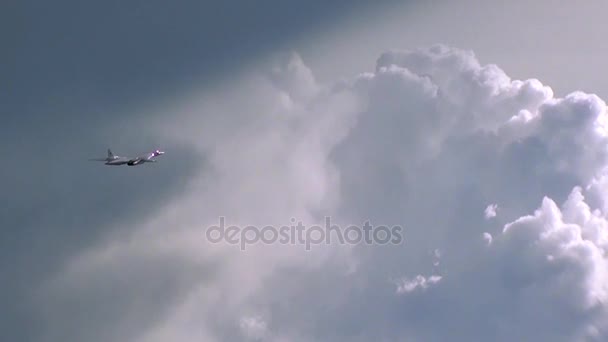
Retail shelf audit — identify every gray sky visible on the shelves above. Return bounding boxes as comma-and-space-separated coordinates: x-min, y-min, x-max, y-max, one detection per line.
294, 0, 608, 97
4, 1, 608, 341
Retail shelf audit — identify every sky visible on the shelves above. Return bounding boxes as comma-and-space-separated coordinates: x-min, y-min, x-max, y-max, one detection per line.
3, 1, 608, 341
297, 0, 608, 97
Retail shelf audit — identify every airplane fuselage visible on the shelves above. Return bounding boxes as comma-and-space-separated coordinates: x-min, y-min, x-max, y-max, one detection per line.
91, 149, 164, 166
105, 158, 130, 166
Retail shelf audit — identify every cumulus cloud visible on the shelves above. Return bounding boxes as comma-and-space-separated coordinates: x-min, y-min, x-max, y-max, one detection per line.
485, 203, 498, 219
35, 45, 608, 341
395, 274, 442, 294
482, 231, 493, 245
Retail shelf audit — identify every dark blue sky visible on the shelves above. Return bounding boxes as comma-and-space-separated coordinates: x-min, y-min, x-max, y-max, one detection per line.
4, 0, 398, 113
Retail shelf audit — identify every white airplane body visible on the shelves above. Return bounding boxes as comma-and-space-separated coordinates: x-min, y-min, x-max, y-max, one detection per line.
90, 149, 164, 166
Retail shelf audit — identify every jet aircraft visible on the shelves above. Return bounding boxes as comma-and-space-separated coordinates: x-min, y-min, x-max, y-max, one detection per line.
89, 149, 164, 166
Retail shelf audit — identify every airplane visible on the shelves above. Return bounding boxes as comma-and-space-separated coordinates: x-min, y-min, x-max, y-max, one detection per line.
89, 149, 165, 166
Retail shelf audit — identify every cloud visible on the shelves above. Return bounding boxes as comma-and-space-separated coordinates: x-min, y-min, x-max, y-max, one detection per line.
395, 274, 442, 294
31, 45, 608, 341
485, 203, 498, 219
482, 232, 493, 245
239, 315, 268, 340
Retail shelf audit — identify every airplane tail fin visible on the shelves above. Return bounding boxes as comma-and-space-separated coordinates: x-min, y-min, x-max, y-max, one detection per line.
107, 149, 114, 159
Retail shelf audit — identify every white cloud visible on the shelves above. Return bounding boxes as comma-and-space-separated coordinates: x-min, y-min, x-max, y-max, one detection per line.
38, 45, 608, 341
239, 315, 268, 340
485, 203, 498, 219
482, 232, 493, 245
395, 274, 442, 294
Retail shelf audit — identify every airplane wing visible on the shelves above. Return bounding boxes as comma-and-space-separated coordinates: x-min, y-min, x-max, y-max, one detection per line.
88, 158, 108, 161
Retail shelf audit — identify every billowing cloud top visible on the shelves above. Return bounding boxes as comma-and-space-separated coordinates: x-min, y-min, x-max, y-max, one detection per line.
35, 45, 608, 341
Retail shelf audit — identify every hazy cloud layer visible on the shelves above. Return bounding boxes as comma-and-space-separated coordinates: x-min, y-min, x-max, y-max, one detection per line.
20, 45, 608, 341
